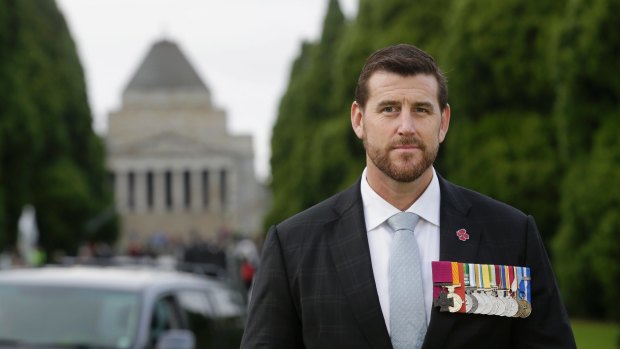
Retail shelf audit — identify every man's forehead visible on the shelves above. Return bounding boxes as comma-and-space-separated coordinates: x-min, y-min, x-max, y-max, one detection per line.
367, 71, 439, 103
368, 70, 438, 86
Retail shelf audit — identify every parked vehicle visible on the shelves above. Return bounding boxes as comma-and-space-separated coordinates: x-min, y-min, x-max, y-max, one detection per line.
0, 265, 245, 349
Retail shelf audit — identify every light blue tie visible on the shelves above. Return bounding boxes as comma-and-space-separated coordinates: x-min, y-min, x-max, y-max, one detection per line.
387, 212, 427, 349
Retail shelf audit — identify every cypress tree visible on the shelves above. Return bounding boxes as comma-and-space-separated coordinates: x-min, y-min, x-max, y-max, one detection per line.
437, 0, 565, 246
266, 0, 346, 228
0, 0, 117, 257
552, 0, 620, 319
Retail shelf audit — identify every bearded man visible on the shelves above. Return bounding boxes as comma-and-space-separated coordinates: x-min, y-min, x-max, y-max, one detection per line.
240, 44, 575, 349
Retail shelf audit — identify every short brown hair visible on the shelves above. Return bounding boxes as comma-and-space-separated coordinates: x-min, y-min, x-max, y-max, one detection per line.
354, 44, 448, 111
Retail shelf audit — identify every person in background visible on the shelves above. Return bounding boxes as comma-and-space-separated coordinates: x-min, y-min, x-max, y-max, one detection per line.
240, 257, 256, 291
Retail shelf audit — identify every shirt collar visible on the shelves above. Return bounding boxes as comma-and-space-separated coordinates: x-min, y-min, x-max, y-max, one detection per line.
360, 167, 441, 231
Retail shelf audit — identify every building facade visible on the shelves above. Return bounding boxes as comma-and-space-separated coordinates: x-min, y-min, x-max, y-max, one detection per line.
106, 40, 266, 250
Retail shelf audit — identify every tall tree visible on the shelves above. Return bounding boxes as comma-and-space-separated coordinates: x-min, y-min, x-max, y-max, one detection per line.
0, 0, 46, 249
0, 0, 117, 257
553, 117, 620, 319
551, 0, 620, 319
552, 0, 620, 164
266, 0, 346, 227
437, 0, 565, 246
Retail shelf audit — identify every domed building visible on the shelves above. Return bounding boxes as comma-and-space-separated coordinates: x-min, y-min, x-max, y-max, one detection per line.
106, 39, 266, 250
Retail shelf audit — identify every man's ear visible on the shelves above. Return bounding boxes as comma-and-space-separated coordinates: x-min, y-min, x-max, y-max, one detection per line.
351, 101, 364, 140
438, 103, 451, 143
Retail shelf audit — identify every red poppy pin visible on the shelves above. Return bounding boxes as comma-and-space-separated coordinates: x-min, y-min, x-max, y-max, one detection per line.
456, 228, 469, 241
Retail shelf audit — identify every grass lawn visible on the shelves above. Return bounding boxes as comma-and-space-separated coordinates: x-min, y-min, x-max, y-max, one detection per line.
572, 319, 619, 349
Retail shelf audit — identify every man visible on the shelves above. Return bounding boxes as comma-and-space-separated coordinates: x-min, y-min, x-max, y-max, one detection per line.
241, 44, 576, 348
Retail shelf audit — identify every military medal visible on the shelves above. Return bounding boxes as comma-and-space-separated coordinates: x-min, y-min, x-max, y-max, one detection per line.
518, 267, 532, 318
503, 265, 519, 317
497, 291, 511, 317
465, 263, 478, 314
498, 265, 515, 317
474, 264, 490, 314
483, 264, 499, 315
498, 265, 509, 317
512, 267, 523, 317
465, 293, 477, 313
454, 262, 467, 313
493, 293, 506, 316
507, 265, 519, 317
471, 264, 484, 314
490, 265, 506, 316
432, 261, 456, 313
514, 266, 527, 318
445, 285, 463, 313
432, 262, 532, 318
434, 289, 454, 312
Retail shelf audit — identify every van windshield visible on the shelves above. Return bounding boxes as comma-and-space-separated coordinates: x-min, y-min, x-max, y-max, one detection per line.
0, 284, 140, 349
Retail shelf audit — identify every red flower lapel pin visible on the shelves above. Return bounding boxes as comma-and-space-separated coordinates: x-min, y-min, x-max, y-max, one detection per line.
456, 228, 469, 241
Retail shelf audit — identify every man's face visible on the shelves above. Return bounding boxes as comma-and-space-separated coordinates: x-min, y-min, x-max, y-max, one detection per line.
351, 71, 450, 183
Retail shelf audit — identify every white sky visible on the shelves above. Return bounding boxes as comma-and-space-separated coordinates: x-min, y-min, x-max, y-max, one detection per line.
56, 0, 358, 181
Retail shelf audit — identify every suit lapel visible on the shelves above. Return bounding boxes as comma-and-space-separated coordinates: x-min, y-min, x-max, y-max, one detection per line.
328, 181, 393, 349
437, 177, 480, 263
423, 176, 481, 348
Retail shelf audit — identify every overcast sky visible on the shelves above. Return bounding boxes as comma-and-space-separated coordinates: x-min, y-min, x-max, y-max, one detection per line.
56, 0, 358, 181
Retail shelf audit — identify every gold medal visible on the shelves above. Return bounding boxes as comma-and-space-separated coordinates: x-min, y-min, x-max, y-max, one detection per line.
518, 300, 532, 318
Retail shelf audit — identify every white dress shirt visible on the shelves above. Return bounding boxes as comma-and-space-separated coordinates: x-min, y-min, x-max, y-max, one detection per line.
360, 167, 441, 331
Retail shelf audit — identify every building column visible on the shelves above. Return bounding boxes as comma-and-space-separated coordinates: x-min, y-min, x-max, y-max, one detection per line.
173, 169, 184, 212
135, 170, 146, 213
114, 169, 128, 213
155, 170, 166, 213
228, 168, 237, 213
210, 167, 221, 213
191, 169, 202, 212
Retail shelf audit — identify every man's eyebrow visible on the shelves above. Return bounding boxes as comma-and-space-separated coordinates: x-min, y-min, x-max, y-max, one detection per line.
413, 101, 435, 110
376, 100, 401, 108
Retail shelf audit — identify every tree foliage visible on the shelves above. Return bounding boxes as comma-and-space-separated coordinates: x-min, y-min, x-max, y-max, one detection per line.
550, 0, 620, 320
436, 0, 565, 246
266, 0, 347, 227
266, 0, 620, 319
0, 0, 117, 257
552, 0, 620, 163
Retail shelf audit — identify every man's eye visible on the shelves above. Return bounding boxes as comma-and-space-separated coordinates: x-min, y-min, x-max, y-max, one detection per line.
383, 106, 398, 113
416, 107, 429, 113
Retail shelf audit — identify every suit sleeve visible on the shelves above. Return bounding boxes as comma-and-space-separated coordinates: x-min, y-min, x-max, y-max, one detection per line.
512, 216, 576, 349
240, 225, 304, 349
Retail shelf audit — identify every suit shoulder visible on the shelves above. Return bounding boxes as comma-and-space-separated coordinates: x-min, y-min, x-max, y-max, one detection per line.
277, 190, 349, 231
445, 180, 528, 219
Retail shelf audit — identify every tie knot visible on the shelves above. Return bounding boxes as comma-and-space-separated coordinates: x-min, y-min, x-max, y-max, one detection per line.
386, 212, 420, 232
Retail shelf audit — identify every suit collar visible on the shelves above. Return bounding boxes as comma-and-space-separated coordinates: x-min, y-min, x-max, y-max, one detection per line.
360, 167, 441, 230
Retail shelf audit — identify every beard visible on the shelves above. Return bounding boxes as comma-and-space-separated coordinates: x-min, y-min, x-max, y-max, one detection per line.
363, 135, 438, 183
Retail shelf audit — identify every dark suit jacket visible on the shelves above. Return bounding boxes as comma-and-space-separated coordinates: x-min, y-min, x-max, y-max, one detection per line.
241, 176, 576, 348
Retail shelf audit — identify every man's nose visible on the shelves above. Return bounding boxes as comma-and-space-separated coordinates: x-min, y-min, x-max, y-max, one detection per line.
397, 112, 416, 135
